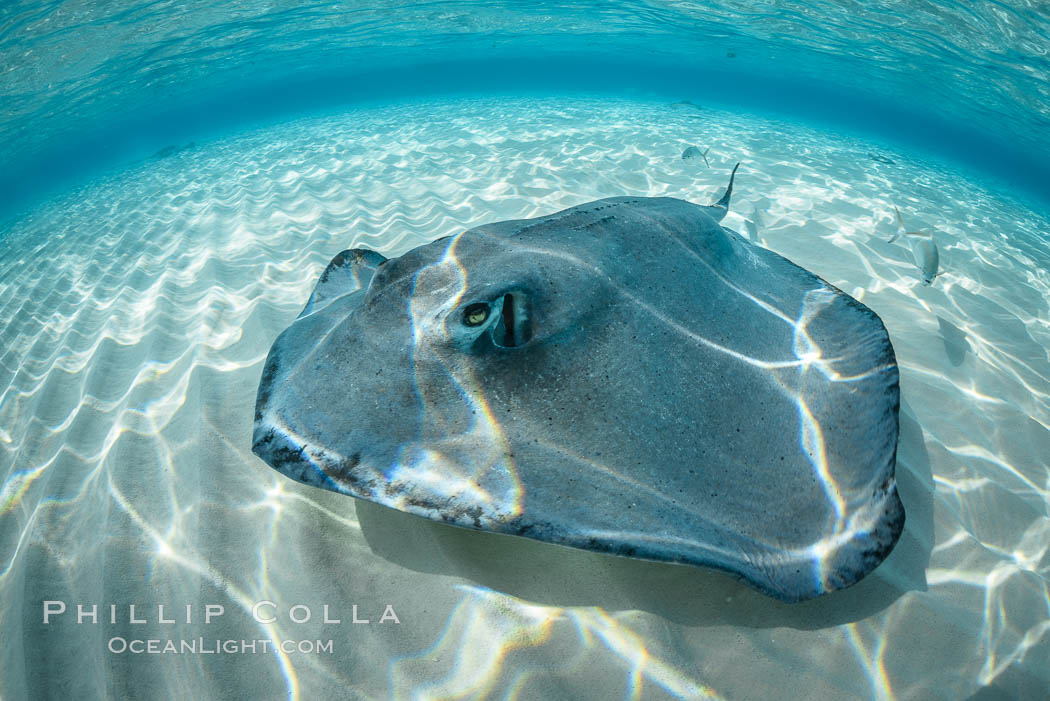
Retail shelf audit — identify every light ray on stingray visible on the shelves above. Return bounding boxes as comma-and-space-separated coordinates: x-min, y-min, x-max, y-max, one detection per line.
404, 237, 524, 519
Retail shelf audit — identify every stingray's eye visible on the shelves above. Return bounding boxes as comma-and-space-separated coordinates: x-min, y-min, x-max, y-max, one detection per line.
463, 302, 490, 327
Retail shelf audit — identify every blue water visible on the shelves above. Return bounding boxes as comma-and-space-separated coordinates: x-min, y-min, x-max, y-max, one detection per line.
2, 3, 1050, 700
3, 1, 1050, 222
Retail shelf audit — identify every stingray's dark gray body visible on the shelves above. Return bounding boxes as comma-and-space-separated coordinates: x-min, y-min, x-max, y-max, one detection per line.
253, 174, 904, 602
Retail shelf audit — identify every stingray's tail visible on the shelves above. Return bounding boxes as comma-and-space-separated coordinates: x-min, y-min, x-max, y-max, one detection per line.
705, 162, 739, 221
712, 162, 740, 216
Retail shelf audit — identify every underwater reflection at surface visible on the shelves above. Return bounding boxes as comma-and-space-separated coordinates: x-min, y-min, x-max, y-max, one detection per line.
0, 98, 1048, 699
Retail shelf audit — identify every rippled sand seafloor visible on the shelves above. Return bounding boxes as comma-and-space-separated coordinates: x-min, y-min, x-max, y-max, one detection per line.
1, 98, 1048, 700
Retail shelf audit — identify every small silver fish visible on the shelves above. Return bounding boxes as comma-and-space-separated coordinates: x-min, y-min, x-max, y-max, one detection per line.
915, 236, 940, 285
890, 205, 942, 283
890, 205, 940, 285
681, 145, 711, 167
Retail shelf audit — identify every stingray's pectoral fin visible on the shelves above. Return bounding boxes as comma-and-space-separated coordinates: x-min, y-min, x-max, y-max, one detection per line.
252, 423, 324, 489
817, 483, 906, 597
253, 247, 388, 489
255, 246, 387, 488
299, 248, 387, 318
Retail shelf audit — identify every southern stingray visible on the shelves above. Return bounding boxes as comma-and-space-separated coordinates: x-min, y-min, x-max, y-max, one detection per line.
252, 165, 904, 602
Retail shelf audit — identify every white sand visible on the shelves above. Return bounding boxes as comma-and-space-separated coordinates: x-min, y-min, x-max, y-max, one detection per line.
0, 97, 1048, 699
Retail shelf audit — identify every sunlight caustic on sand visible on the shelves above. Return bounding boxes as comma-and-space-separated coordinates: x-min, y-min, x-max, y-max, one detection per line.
0, 98, 1047, 699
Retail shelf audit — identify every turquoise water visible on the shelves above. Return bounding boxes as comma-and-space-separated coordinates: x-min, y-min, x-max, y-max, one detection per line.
2, 3, 1050, 700
3, 0, 1050, 221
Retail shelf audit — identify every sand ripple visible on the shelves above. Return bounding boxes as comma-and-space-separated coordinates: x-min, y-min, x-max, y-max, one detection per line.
0, 98, 1048, 699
